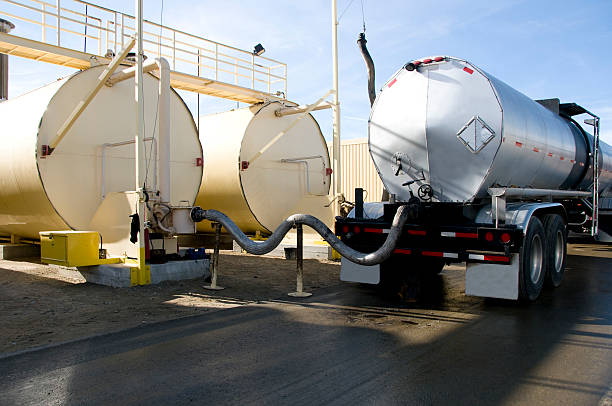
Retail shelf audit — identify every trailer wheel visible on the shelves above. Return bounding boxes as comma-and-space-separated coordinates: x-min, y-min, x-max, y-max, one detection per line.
519, 217, 546, 301
543, 214, 567, 288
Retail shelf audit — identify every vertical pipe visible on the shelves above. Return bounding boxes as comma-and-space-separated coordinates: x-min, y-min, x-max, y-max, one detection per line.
0, 53, 7, 101
156, 58, 171, 203
0, 18, 14, 101
331, 0, 341, 216
355, 187, 364, 218
135, 0, 147, 283
101, 145, 106, 198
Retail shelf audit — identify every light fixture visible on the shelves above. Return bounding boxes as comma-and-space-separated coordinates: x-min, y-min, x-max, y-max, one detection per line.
253, 43, 265, 56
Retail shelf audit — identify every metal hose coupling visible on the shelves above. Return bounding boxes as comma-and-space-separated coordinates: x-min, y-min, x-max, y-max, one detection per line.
190, 205, 411, 265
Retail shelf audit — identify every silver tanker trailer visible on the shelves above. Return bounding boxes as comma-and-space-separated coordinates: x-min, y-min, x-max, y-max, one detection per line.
335, 55, 611, 301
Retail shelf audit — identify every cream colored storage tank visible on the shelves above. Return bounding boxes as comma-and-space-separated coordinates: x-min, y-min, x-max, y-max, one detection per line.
0, 65, 202, 240
196, 102, 333, 234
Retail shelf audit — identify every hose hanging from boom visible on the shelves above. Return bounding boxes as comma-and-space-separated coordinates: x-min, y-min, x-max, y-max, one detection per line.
357, 32, 376, 106
191, 205, 413, 266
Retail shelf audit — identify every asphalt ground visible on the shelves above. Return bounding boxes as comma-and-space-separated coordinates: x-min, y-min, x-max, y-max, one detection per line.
1, 242, 611, 405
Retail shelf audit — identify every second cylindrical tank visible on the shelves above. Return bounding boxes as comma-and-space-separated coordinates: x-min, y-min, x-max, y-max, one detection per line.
196, 101, 333, 234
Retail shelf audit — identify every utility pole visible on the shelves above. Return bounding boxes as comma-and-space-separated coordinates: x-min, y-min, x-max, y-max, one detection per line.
331, 0, 341, 216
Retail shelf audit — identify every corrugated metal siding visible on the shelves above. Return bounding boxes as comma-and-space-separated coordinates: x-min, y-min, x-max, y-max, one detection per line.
328, 138, 384, 203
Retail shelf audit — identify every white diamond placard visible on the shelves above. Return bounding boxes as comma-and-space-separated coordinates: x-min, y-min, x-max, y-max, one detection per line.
457, 116, 496, 153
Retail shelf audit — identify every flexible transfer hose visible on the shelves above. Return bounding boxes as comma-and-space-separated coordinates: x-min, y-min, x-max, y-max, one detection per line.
191, 205, 411, 266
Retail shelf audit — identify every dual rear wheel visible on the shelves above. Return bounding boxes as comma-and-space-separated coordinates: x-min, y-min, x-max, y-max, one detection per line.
519, 214, 567, 301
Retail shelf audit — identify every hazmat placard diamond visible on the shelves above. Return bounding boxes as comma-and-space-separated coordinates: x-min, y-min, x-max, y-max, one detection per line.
456, 116, 496, 153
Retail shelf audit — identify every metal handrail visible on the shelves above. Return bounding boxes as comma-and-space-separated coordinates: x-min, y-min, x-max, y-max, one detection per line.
0, 0, 288, 97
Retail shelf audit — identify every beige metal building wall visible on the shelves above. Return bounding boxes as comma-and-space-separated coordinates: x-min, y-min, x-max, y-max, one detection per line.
329, 138, 384, 203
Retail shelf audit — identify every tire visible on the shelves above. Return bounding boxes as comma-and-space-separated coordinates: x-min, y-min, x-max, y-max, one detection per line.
542, 214, 567, 288
518, 216, 546, 301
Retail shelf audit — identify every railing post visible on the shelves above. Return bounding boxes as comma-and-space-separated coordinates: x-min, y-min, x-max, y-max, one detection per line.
268, 66, 271, 94
114, 12, 118, 53
98, 20, 101, 56
42, 3, 46, 43
172, 31, 176, 70
251, 53, 255, 89
214, 44, 218, 80
120, 14, 124, 47
56, 0, 61, 46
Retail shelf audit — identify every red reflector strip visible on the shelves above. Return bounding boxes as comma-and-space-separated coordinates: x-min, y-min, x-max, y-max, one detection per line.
456, 232, 479, 239
469, 254, 510, 263
407, 230, 426, 236
547, 153, 553, 157
484, 255, 510, 263
533, 147, 539, 153
388, 78, 397, 87
364, 228, 390, 234
394, 249, 412, 255
515, 142, 523, 148
440, 231, 478, 239
422, 251, 458, 259
463, 66, 474, 74
560, 156, 565, 161
570, 160, 575, 164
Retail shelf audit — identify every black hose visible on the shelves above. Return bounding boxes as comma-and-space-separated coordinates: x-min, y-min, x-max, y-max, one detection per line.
357, 32, 376, 106
191, 205, 413, 266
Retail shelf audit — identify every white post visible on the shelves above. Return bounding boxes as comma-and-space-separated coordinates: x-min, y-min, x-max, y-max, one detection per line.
331, 0, 341, 216
135, 0, 148, 285
156, 57, 171, 203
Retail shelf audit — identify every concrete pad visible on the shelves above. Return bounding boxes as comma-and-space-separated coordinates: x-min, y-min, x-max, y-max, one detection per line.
56, 259, 210, 288
0, 244, 40, 260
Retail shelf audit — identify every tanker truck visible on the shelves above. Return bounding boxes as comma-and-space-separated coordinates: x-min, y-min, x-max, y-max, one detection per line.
335, 56, 611, 301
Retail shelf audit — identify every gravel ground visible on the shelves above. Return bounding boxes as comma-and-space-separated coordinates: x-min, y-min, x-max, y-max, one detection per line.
0, 251, 341, 354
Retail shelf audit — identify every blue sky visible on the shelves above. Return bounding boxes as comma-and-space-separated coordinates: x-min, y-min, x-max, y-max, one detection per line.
4, 0, 612, 144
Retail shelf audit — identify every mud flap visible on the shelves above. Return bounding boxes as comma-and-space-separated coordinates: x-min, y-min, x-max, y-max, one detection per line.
466, 254, 519, 300
340, 258, 380, 284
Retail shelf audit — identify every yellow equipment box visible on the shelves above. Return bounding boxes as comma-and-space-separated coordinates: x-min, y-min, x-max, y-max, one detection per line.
39, 231, 122, 267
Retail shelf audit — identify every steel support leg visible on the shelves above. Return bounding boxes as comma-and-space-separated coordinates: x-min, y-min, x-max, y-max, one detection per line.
289, 224, 312, 298
204, 222, 225, 291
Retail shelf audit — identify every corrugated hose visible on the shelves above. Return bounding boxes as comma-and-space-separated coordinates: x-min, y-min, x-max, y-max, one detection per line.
190, 205, 411, 265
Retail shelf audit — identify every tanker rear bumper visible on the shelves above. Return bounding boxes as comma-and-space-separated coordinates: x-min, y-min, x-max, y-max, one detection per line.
335, 217, 523, 266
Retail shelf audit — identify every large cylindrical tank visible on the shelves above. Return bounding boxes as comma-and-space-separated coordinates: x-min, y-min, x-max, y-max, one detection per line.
196, 102, 332, 234
369, 56, 612, 203
0, 65, 202, 239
